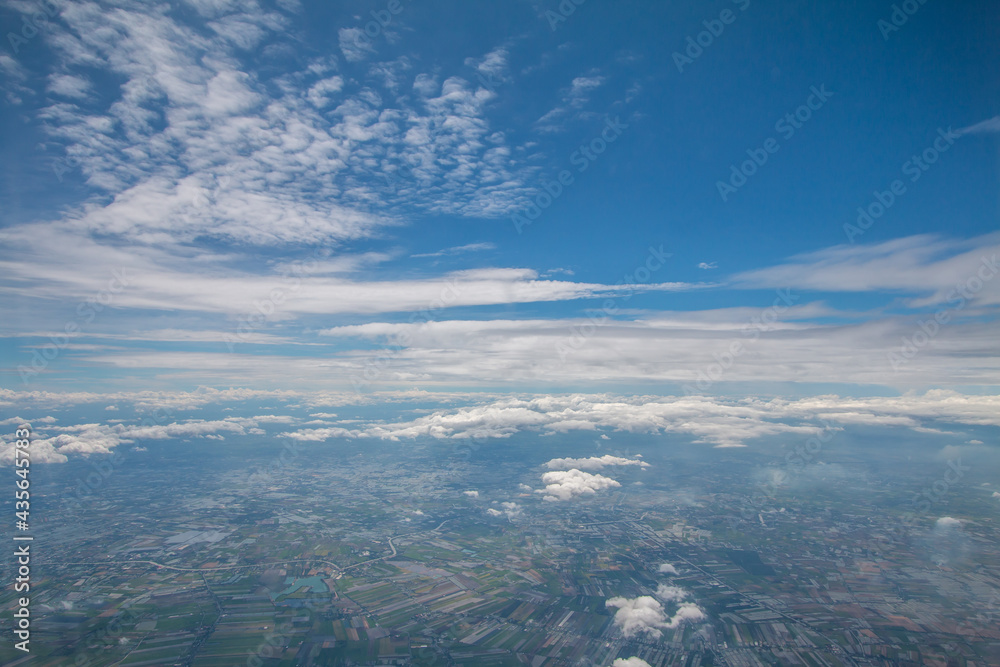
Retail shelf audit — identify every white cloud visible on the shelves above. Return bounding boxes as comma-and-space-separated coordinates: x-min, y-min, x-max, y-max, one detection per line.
304, 299, 1000, 388
535, 72, 606, 132
246, 415, 297, 424
284, 394, 830, 448
657, 562, 678, 575
278, 391, 999, 449
0, 435, 68, 464
307, 75, 345, 107
3, 8, 570, 341
612, 659, 652, 667
697, 262, 717, 270
0, 414, 278, 464
338, 27, 376, 62
503, 500, 522, 512
957, 115, 1000, 136
544, 455, 649, 471
48, 73, 92, 99
605, 595, 705, 638
490, 501, 523, 519
655, 584, 689, 603
412, 242, 496, 258
536, 469, 620, 502
935, 516, 962, 529
735, 233, 1000, 308
0, 416, 57, 426
463, 490, 479, 498
4, 389, 999, 462
284, 426, 356, 441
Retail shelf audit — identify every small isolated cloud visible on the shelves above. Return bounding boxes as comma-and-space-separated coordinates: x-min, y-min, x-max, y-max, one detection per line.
697, 262, 718, 270
657, 562, 679, 575
536, 469, 621, 501
412, 242, 496, 258
992, 491, 1000, 499
487, 501, 522, 519
605, 595, 705, 638
544, 455, 649, 471
463, 490, 479, 498
928, 515, 969, 566
655, 584, 690, 603
534, 71, 606, 132
613, 659, 652, 667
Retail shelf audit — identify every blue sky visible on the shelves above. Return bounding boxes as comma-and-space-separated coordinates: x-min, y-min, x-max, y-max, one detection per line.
0, 0, 998, 396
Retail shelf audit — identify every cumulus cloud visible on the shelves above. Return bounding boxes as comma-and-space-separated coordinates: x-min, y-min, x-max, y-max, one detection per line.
536, 469, 621, 502
487, 502, 522, 519
655, 584, 690, 603
657, 562, 679, 575
463, 490, 479, 498
7, 389, 1000, 461
0, 436, 68, 464
612, 659, 652, 667
0, 415, 275, 464
544, 455, 649, 471
283, 393, 832, 448
0, 416, 57, 426
605, 595, 705, 638
927, 515, 970, 566
279, 391, 1000, 449
503, 501, 522, 514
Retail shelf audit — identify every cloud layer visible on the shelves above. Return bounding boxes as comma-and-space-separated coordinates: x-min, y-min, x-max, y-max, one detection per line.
544, 454, 648, 471
282, 391, 1000, 448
